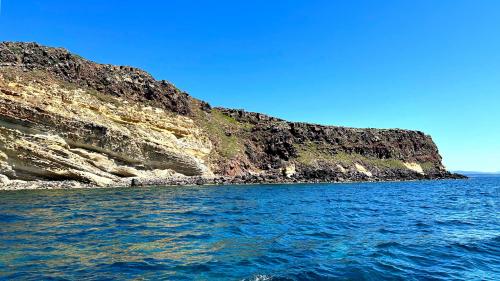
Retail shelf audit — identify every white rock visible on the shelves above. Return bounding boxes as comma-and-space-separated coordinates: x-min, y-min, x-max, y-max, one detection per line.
404, 162, 425, 174
0, 174, 10, 185
355, 163, 373, 177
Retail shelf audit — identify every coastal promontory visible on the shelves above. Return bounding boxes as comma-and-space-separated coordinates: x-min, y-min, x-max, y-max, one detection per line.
0, 42, 464, 189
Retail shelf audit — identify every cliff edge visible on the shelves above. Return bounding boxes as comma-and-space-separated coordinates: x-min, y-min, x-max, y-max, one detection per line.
0, 42, 464, 189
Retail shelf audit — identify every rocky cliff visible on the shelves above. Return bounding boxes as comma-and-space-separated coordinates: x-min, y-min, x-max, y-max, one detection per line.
0, 42, 464, 189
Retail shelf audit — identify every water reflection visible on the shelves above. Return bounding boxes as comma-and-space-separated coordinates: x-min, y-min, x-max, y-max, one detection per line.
0, 179, 499, 280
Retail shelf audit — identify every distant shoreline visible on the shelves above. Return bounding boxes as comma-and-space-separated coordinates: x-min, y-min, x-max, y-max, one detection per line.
452, 171, 500, 176
456, 173, 500, 177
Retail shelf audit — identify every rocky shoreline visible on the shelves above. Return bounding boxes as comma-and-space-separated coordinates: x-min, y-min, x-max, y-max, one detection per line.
0, 172, 467, 191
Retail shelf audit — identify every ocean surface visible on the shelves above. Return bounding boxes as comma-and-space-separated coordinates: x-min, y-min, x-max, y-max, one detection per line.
0, 178, 499, 281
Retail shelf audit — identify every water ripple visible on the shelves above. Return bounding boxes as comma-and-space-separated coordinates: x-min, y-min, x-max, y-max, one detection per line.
0, 178, 499, 280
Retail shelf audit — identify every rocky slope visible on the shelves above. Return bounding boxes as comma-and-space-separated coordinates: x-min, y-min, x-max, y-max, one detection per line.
0, 42, 464, 189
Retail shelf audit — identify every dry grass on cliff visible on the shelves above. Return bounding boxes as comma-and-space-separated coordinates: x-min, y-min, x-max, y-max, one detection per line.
295, 141, 408, 170
191, 106, 251, 159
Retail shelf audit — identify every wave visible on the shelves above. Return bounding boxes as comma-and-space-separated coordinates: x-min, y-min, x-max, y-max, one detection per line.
0, 213, 25, 223
376, 241, 403, 249
242, 274, 277, 281
1, 178, 498, 280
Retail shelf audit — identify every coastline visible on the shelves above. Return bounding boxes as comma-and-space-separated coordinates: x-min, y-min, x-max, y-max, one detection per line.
0, 173, 467, 191
0, 43, 465, 189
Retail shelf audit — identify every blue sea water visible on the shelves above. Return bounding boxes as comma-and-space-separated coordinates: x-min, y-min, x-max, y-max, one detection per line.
0, 178, 499, 280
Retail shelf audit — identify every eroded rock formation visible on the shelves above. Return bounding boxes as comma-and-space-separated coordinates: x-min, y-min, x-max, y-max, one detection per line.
0, 42, 464, 189
0, 66, 212, 187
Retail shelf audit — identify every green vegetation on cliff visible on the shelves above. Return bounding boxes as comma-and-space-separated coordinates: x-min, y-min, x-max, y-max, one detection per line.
295, 141, 408, 169
0, 42, 464, 189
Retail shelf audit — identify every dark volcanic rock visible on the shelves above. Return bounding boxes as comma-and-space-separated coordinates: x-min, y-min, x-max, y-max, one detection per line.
0, 42, 192, 115
216, 108, 459, 181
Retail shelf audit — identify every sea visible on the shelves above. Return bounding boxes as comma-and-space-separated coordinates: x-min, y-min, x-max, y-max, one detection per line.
0, 177, 498, 280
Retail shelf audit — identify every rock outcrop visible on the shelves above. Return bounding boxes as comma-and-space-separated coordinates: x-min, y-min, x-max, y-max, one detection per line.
209, 108, 461, 182
0, 64, 212, 187
0, 42, 192, 115
0, 42, 464, 189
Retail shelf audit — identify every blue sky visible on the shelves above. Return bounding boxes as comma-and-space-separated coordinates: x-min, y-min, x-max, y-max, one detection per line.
0, 0, 499, 172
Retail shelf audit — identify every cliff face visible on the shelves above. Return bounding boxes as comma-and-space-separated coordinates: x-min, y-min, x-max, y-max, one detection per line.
200, 108, 457, 183
0, 42, 192, 115
0, 42, 463, 189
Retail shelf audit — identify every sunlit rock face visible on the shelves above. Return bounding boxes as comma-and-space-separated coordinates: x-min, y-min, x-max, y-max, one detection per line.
213, 108, 460, 182
0, 42, 464, 188
0, 67, 212, 186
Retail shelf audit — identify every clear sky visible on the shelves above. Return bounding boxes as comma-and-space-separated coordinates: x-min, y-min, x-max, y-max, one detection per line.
0, 0, 499, 172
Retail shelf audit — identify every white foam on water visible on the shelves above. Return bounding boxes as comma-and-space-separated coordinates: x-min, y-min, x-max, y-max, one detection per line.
242, 274, 274, 281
